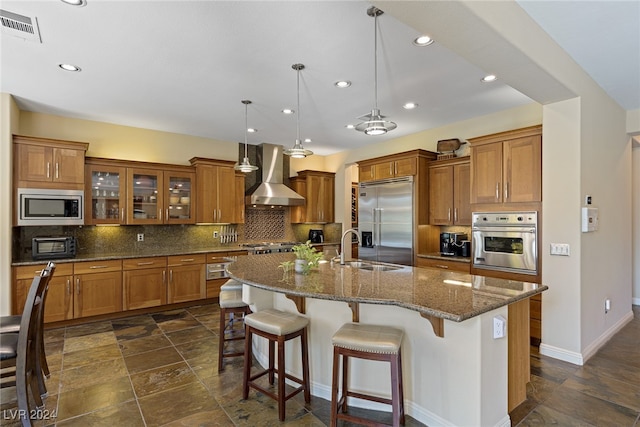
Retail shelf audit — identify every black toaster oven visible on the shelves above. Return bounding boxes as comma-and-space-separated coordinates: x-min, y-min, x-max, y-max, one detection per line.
32, 236, 77, 260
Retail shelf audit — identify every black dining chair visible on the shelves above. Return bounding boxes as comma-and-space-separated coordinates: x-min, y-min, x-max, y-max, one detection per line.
0, 263, 54, 426
0, 261, 55, 399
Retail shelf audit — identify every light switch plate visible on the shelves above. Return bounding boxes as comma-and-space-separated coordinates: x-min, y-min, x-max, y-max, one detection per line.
550, 243, 570, 256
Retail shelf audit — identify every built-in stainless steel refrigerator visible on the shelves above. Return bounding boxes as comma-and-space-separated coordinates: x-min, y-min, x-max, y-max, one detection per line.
358, 176, 414, 266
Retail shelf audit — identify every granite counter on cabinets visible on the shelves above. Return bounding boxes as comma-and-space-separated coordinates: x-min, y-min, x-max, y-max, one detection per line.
227, 252, 543, 322
228, 253, 547, 427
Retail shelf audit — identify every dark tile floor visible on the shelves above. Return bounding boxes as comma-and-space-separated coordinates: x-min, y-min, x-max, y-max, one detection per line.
1, 304, 638, 426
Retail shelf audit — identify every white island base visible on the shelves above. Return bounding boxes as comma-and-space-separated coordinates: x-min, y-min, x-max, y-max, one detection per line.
243, 285, 512, 427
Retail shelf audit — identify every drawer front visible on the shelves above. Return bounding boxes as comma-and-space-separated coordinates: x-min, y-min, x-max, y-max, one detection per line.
167, 253, 206, 267
123, 256, 167, 270
206, 252, 229, 264
73, 259, 122, 275
416, 257, 470, 273
14, 262, 74, 279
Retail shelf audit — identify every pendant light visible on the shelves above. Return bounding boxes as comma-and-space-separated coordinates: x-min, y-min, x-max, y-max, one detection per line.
284, 63, 313, 159
355, 7, 397, 136
234, 100, 258, 173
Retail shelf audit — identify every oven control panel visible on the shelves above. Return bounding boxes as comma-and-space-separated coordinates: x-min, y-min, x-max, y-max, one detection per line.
472, 211, 537, 227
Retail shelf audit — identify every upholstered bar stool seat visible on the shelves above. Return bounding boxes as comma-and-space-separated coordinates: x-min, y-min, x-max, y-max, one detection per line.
331, 323, 405, 427
218, 288, 251, 372
243, 308, 310, 421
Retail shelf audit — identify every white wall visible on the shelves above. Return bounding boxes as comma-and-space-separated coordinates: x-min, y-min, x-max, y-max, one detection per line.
540, 98, 582, 355
633, 145, 640, 305
1, 94, 19, 315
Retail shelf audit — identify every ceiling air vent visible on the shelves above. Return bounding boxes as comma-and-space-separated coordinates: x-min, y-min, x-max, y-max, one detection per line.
0, 9, 42, 43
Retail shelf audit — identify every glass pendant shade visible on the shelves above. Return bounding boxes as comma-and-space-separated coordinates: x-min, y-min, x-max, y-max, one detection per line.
234, 100, 258, 173
284, 63, 313, 158
355, 7, 397, 135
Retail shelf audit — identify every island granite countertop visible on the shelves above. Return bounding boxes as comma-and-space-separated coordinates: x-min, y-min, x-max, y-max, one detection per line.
227, 252, 547, 322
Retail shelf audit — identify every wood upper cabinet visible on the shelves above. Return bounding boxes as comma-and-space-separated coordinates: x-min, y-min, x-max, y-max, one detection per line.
122, 257, 167, 310
428, 158, 471, 225
470, 126, 542, 205
73, 260, 123, 318
14, 135, 88, 190
190, 158, 237, 224
235, 173, 246, 224
290, 170, 335, 223
358, 153, 418, 182
167, 254, 206, 304
85, 161, 127, 225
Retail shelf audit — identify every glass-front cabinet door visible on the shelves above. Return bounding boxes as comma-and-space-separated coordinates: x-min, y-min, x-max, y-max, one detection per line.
165, 171, 195, 224
127, 168, 163, 224
85, 164, 127, 225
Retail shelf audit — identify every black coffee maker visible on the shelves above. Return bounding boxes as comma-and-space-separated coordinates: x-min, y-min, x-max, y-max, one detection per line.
308, 229, 324, 243
440, 232, 468, 256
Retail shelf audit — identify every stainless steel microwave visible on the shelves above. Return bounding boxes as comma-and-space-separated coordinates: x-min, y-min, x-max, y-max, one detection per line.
17, 188, 84, 226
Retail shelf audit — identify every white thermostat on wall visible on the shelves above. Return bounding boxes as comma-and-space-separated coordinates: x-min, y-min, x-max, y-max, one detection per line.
581, 207, 599, 232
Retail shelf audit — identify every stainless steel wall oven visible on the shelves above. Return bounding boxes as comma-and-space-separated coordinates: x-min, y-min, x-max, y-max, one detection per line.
472, 211, 538, 276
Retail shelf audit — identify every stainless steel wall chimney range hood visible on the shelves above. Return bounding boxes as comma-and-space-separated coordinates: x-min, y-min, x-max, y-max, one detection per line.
245, 143, 305, 206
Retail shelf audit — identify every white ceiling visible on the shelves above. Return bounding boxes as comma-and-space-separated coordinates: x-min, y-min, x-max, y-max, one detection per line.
1, 1, 638, 156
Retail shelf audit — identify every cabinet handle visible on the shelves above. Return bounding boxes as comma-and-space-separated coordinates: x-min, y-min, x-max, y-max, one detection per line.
76, 278, 80, 294
66, 279, 70, 294
121, 208, 124, 221
55, 162, 59, 179
89, 265, 108, 269
448, 208, 451, 222
159, 209, 162, 221
454, 208, 458, 223
390, 163, 393, 176
166, 209, 169, 221
137, 261, 154, 266
169, 270, 173, 283
218, 209, 221, 221
180, 258, 195, 262
496, 182, 500, 200
213, 209, 216, 222
435, 264, 449, 269
162, 270, 166, 284
46, 162, 50, 179
505, 182, 509, 200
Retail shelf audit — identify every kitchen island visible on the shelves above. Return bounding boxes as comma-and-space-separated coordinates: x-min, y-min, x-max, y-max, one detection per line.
227, 253, 546, 427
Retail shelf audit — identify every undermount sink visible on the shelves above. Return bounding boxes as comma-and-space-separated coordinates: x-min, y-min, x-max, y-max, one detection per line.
349, 261, 401, 272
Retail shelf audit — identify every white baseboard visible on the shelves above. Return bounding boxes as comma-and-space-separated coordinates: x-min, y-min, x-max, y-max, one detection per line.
540, 309, 635, 365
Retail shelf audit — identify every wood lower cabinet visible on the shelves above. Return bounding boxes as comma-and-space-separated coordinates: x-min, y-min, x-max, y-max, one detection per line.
14, 135, 88, 190
428, 157, 471, 226
530, 293, 542, 346
123, 257, 167, 310
415, 257, 470, 273
167, 254, 206, 303
470, 126, 542, 205
13, 263, 74, 323
73, 260, 123, 318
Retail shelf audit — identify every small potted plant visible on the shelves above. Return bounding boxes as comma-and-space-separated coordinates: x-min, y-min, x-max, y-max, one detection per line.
289, 240, 324, 274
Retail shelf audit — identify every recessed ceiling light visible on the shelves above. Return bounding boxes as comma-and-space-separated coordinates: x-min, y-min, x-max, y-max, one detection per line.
282, 108, 294, 115
247, 128, 257, 133
304, 138, 312, 143
413, 35, 434, 46
403, 102, 418, 110
334, 80, 351, 88
58, 63, 81, 72
481, 74, 497, 82
60, 0, 87, 6
345, 124, 355, 129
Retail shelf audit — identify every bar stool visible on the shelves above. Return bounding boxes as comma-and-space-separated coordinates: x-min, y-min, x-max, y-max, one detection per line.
330, 323, 405, 427
218, 286, 251, 372
242, 308, 310, 421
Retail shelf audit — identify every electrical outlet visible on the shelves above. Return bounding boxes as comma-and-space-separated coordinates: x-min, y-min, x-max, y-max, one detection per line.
550, 243, 570, 256
137, 233, 144, 242
213, 231, 219, 238
493, 315, 506, 339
